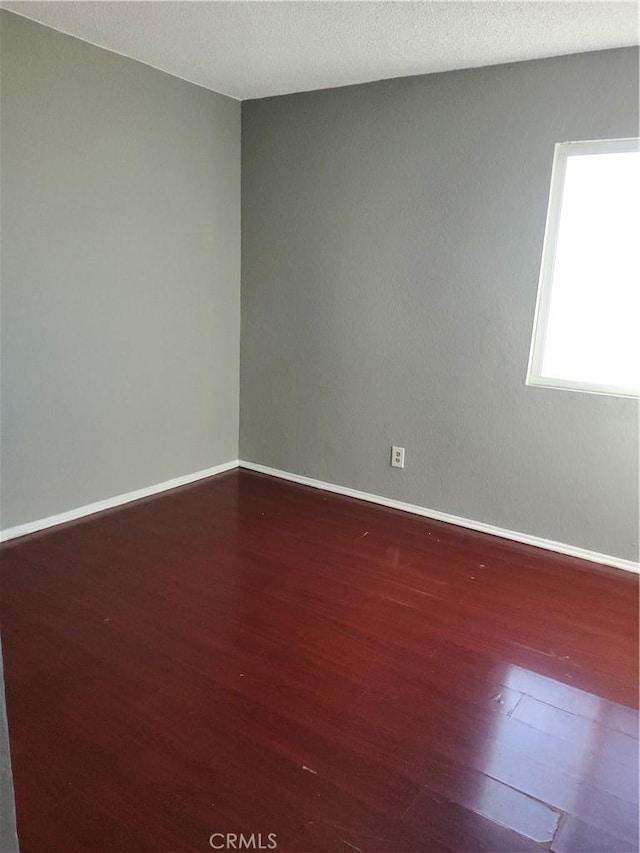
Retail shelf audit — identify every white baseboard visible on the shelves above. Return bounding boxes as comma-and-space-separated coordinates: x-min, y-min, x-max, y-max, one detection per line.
0, 459, 239, 543
239, 460, 639, 575
2, 457, 636, 575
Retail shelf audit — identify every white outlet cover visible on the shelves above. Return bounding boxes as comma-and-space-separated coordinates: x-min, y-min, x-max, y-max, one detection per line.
391, 446, 405, 468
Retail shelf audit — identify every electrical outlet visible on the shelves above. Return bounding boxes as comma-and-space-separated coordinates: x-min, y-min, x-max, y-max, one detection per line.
391, 446, 405, 468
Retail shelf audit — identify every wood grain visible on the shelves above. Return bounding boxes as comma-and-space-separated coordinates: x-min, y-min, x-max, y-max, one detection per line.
1, 469, 637, 852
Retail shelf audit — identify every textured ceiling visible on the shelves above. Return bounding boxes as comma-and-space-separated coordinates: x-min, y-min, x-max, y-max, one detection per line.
2, 1, 639, 100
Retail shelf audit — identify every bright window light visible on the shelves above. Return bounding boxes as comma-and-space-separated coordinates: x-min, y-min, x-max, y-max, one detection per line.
527, 139, 640, 398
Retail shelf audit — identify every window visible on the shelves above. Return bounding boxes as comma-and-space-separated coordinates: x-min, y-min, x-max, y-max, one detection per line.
527, 138, 640, 398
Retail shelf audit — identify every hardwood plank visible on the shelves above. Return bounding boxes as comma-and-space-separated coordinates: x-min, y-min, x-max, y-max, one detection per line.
551, 814, 638, 853
1, 470, 638, 852
411, 754, 560, 842
403, 788, 544, 852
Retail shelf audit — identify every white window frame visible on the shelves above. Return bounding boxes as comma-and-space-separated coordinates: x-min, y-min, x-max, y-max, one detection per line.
526, 137, 640, 399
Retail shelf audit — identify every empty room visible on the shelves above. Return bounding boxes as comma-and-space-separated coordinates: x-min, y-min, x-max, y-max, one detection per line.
0, 2, 639, 852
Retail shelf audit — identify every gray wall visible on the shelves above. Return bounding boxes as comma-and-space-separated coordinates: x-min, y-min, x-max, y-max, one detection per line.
241, 47, 640, 562
1, 14, 637, 561
0, 11, 240, 530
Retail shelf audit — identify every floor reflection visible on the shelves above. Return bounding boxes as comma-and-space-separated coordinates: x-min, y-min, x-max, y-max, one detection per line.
473, 664, 639, 847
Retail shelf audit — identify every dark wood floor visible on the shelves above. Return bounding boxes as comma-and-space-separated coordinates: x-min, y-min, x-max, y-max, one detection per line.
0, 469, 638, 853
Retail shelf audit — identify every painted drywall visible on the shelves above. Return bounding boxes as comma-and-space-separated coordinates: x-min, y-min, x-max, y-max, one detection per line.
241, 47, 640, 563
0, 12, 240, 529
